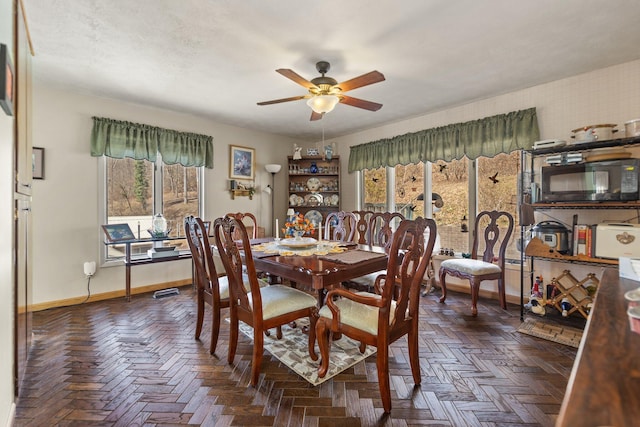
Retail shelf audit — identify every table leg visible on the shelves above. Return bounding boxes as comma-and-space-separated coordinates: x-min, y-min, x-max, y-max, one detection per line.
126, 264, 131, 302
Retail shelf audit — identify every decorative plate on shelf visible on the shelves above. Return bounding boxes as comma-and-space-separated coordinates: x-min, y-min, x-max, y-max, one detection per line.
305, 193, 323, 206
289, 194, 300, 206
330, 194, 339, 206
306, 177, 321, 191
304, 210, 323, 226
279, 237, 318, 248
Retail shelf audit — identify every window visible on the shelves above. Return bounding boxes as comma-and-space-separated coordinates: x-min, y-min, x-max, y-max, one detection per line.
431, 158, 470, 254
363, 167, 387, 212
359, 151, 523, 261
104, 156, 203, 260
395, 163, 424, 219
477, 152, 520, 260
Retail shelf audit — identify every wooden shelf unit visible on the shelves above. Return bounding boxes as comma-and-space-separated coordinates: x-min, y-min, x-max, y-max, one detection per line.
287, 155, 340, 224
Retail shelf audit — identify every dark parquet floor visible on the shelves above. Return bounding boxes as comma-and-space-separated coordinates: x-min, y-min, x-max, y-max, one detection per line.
14, 285, 578, 427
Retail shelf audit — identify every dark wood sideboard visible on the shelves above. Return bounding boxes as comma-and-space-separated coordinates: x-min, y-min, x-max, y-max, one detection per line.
556, 268, 640, 427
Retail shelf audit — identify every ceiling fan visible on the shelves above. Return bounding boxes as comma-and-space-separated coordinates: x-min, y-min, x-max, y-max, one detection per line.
257, 61, 385, 121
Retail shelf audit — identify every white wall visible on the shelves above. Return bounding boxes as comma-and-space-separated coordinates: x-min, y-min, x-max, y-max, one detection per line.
30, 83, 301, 305
333, 59, 640, 299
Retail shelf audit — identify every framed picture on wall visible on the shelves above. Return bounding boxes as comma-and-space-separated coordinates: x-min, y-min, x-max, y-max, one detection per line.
0, 43, 14, 116
229, 145, 255, 180
32, 147, 44, 179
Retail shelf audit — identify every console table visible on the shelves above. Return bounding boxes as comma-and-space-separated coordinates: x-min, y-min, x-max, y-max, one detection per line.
105, 237, 192, 301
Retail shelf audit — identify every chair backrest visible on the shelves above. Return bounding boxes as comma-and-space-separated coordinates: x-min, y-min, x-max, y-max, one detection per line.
213, 216, 263, 316
368, 212, 405, 250
324, 211, 357, 242
472, 210, 514, 267
379, 217, 437, 332
352, 210, 375, 244
184, 215, 220, 297
225, 212, 259, 239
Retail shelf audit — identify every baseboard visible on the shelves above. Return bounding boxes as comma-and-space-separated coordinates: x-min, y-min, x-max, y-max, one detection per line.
29, 279, 193, 312
5, 402, 15, 427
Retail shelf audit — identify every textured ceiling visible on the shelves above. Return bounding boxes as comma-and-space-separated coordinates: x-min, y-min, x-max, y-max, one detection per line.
25, 0, 640, 141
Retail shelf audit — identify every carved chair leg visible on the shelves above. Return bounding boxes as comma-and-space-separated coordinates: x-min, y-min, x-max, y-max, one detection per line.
227, 314, 239, 364
408, 322, 421, 385
195, 292, 204, 340
498, 278, 507, 309
308, 313, 318, 361
210, 306, 220, 355
376, 344, 392, 413
438, 270, 448, 303
251, 328, 264, 387
316, 318, 331, 378
470, 280, 480, 317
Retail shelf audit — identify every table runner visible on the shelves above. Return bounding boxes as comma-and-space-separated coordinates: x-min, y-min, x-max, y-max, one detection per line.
320, 249, 387, 265
251, 240, 347, 257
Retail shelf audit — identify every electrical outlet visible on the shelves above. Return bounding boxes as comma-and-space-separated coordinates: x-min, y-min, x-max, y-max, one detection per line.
84, 261, 96, 277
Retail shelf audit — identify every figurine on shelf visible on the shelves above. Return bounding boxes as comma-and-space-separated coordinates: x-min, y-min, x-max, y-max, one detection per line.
324, 144, 333, 160
293, 144, 302, 160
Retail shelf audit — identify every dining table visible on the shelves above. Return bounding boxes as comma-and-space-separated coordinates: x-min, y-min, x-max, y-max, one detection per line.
247, 238, 389, 307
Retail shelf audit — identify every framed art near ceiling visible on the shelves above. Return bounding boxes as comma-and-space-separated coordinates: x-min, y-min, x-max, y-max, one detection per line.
229, 145, 255, 180
0, 43, 14, 116
102, 223, 136, 242
32, 147, 44, 180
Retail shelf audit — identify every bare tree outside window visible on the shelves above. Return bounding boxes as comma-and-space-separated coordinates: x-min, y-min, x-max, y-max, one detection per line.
105, 157, 201, 260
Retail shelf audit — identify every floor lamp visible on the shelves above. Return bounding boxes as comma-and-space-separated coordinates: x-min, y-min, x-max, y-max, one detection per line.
265, 164, 282, 236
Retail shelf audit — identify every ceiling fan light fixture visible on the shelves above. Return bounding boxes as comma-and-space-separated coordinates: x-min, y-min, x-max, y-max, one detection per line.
306, 94, 340, 114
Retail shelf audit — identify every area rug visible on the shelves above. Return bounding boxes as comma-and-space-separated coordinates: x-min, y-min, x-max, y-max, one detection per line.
232, 318, 376, 386
517, 319, 583, 348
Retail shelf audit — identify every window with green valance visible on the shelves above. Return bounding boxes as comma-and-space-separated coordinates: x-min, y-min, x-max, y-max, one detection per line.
90, 117, 214, 169
348, 107, 539, 172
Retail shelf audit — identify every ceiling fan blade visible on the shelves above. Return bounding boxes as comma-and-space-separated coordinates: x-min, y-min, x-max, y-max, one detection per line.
336, 71, 385, 92
276, 69, 318, 89
310, 111, 323, 121
340, 95, 383, 111
257, 95, 307, 106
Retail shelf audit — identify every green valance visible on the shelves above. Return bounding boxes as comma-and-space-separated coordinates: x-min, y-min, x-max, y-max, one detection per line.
348, 107, 539, 172
90, 117, 214, 169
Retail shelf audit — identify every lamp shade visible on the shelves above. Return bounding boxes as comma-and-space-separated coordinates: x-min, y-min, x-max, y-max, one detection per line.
306, 95, 339, 114
265, 164, 282, 174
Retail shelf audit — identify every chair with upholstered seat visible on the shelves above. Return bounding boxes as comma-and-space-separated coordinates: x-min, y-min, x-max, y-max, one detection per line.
225, 212, 259, 239
352, 210, 375, 244
185, 215, 268, 355
347, 211, 405, 291
323, 211, 357, 242
438, 210, 514, 316
214, 216, 319, 387
315, 217, 437, 413
184, 216, 231, 355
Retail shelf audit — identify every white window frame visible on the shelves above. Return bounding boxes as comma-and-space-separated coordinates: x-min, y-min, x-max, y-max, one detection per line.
99, 154, 205, 266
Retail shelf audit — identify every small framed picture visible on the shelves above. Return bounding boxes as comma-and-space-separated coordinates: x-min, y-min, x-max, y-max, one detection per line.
229, 145, 255, 180
0, 43, 14, 116
307, 148, 319, 156
102, 223, 136, 242
32, 147, 44, 180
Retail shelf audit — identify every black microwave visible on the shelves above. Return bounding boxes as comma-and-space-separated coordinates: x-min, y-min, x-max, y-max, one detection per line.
540, 159, 640, 202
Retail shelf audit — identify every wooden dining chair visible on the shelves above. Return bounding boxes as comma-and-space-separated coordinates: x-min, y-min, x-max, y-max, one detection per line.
213, 216, 319, 387
184, 215, 230, 355
347, 211, 405, 291
439, 210, 514, 316
323, 211, 357, 242
225, 212, 259, 239
352, 210, 375, 244
315, 217, 437, 413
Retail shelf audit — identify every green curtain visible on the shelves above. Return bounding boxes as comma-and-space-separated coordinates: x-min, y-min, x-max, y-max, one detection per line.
90, 117, 214, 168
348, 107, 539, 172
